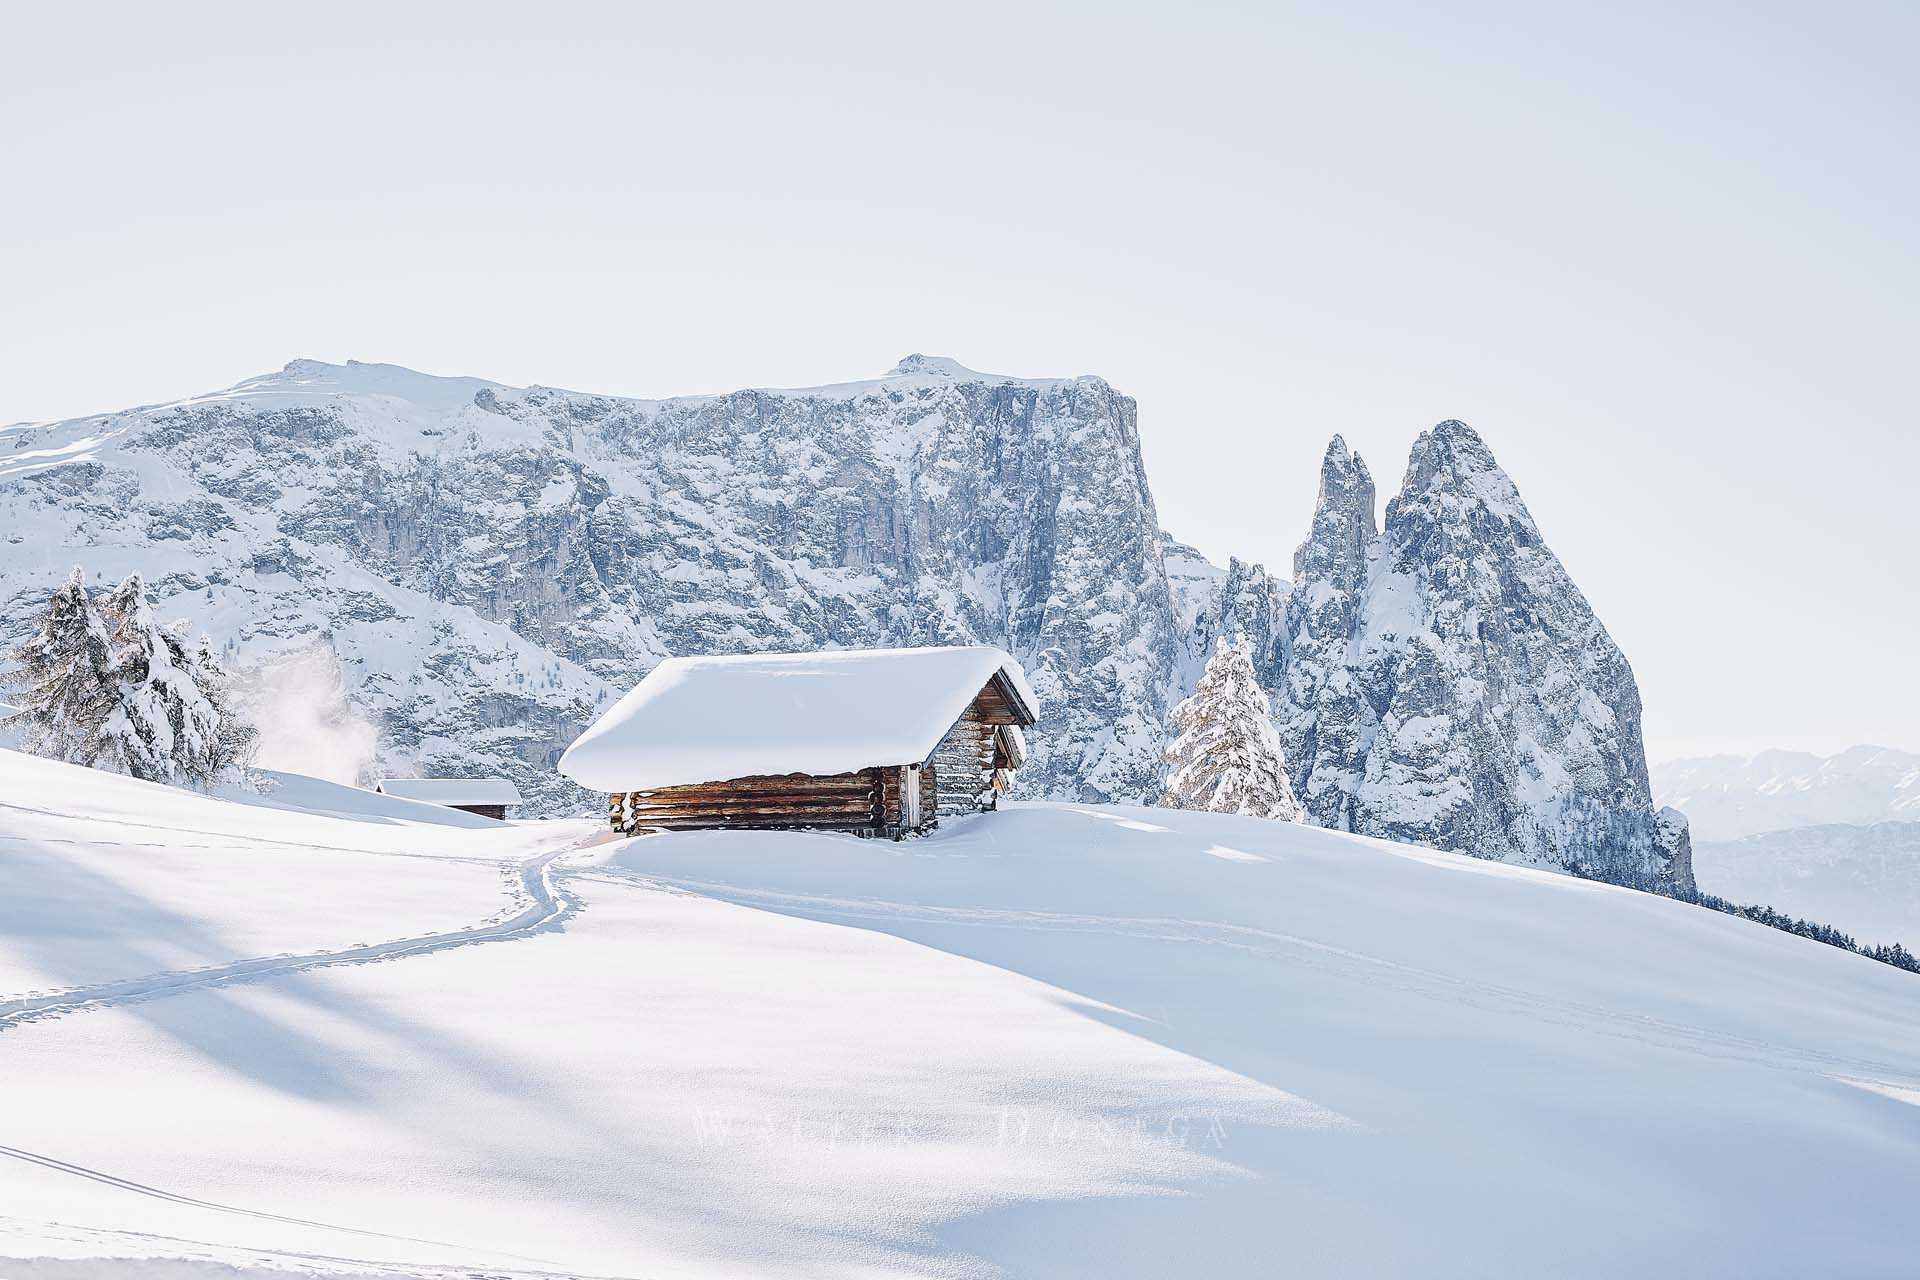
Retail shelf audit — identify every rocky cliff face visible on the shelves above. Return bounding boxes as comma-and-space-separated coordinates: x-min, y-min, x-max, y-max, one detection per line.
1, 358, 1690, 893
0, 356, 1176, 810
1272, 422, 1693, 894
1274, 438, 1378, 832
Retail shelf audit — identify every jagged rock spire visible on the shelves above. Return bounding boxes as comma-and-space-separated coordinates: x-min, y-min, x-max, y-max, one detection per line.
1274, 436, 1381, 830
1292, 435, 1377, 585
1270, 420, 1689, 893
1387, 419, 1542, 548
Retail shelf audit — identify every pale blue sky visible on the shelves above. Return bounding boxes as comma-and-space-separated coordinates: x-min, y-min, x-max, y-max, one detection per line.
3, 1, 1913, 758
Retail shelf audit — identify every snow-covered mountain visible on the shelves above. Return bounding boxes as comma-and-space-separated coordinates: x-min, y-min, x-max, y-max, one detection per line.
1, 356, 1179, 812
1, 357, 1685, 890
1653, 745, 1920, 840
1263, 428, 1693, 893
1692, 821, 1920, 947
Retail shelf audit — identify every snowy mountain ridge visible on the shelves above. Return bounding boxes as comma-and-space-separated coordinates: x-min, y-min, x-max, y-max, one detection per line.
4, 356, 1684, 889
1654, 745, 1920, 840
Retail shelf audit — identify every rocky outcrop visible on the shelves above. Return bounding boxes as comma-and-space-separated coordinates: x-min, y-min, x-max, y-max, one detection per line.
1275, 437, 1378, 832
1654, 807, 1698, 898
1273, 420, 1693, 893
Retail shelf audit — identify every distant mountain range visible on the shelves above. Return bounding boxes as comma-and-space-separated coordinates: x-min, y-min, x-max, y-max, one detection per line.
1654, 747, 1920, 943
1, 356, 1685, 891
1652, 746, 1920, 840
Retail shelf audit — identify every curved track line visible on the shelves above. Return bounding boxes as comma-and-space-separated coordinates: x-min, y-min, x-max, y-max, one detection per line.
0, 1143, 560, 1266
0, 844, 577, 1032
0, 798, 518, 861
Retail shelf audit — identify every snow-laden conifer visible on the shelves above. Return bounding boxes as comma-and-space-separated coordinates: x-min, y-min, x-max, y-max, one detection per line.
192, 632, 259, 779
1161, 636, 1302, 820
2, 567, 118, 765
6, 570, 256, 788
97, 572, 225, 785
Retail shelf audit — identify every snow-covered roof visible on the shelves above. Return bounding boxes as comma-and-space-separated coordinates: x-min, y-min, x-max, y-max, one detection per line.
557, 646, 1037, 793
996, 723, 1028, 769
374, 778, 523, 807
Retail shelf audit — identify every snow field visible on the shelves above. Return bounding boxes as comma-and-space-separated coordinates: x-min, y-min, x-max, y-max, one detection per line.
1, 755, 1917, 1277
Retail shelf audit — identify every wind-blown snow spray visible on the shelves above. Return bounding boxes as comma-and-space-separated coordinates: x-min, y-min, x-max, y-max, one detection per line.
239, 642, 379, 785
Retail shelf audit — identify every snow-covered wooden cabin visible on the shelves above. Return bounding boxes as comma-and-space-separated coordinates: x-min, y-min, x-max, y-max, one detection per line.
374, 777, 523, 821
557, 646, 1037, 838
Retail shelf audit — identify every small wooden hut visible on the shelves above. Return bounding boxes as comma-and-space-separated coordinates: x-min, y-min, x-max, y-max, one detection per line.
557, 646, 1038, 838
374, 777, 522, 821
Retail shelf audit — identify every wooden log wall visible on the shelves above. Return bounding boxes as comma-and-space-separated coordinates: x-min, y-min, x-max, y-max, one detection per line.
879, 767, 906, 829
613, 770, 885, 834
931, 705, 996, 817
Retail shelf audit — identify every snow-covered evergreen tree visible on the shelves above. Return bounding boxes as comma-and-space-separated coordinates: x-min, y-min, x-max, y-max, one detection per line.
1161, 635, 1302, 820
96, 572, 224, 785
191, 632, 259, 779
2, 567, 117, 765
5, 568, 256, 788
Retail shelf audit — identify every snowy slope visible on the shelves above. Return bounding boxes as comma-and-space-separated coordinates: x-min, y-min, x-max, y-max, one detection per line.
1654, 745, 1920, 839
0, 751, 568, 1005
2, 754, 1918, 1278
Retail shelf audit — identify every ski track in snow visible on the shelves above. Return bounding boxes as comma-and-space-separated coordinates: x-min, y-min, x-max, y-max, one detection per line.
0, 838, 580, 1032
591, 869, 1920, 1086
0, 799, 508, 865
0, 802, 597, 1271
0, 1212, 633, 1280
0, 1145, 568, 1269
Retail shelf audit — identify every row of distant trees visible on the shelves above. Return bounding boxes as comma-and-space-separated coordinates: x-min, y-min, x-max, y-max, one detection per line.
1690, 890, 1920, 976
3, 568, 257, 789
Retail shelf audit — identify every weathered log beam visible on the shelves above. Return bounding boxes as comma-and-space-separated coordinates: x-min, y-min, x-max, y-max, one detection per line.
634, 781, 879, 801
631, 790, 878, 809
642, 773, 880, 789
630, 814, 880, 831
637, 771, 876, 792
627, 803, 878, 823
627, 793, 878, 813
636, 780, 879, 797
